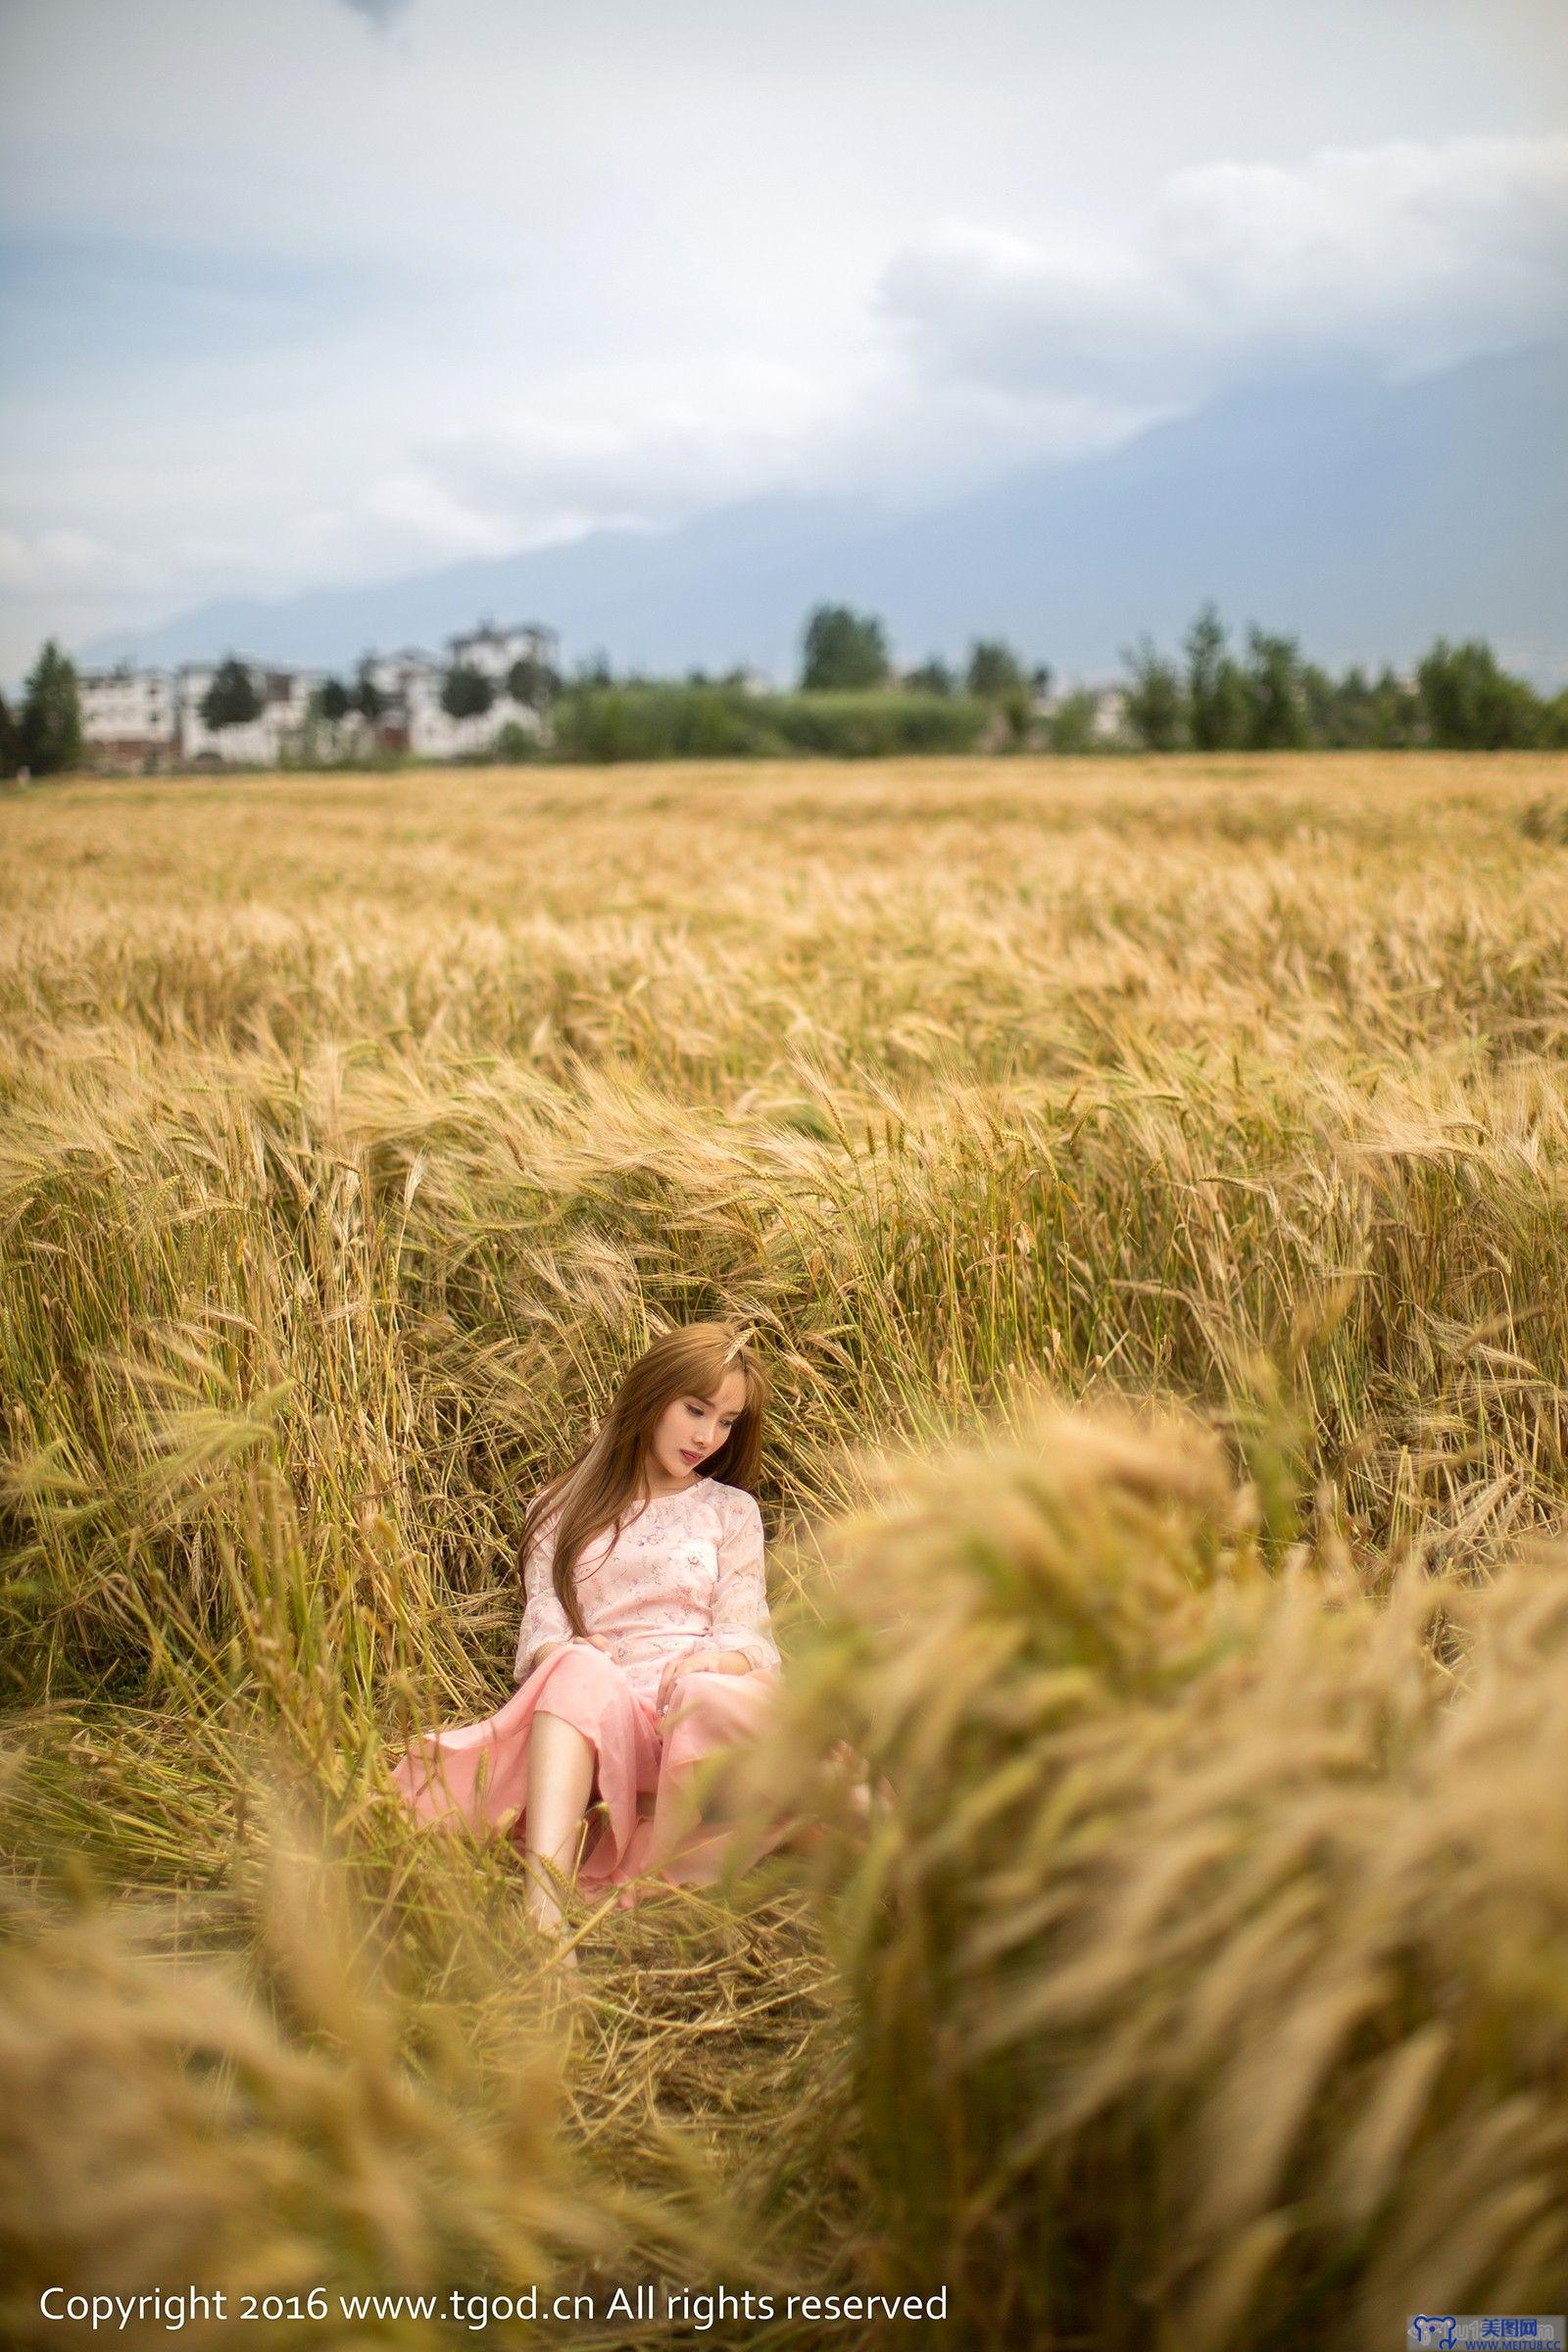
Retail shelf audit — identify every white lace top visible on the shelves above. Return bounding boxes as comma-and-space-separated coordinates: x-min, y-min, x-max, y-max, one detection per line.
514, 1476, 783, 1698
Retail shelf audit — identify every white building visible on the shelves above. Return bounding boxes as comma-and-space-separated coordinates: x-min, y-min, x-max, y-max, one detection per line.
1086, 684, 1130, 742
406, 663, 504, 760
448, 617, 559, 684
79, 662, 178, 767
352, 649, 438, 753
354, 641, 547, 758
412, 673, 547, 759
176, 662, 326, 765
362, 647, 441, 703
1036, 680, 1132, 743
74, 615, 561, 771
419, 617, 557, 755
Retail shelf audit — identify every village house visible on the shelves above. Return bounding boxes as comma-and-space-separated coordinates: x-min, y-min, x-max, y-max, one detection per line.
175, 662, 326, 767
354, 648, 443, 756
79, 658, 324, 767
1032, 679, 1134, 744
354, 620, 559, 758
75, 618, 561, 771
448, 618, 557, 682
77, 662, 179, 771
1085, 683, 1131, 742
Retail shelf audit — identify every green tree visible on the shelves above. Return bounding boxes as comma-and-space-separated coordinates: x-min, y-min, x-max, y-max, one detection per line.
0, 686, 21, 774
508, 654, 561, 710
1540, 684, 1568, 750
313, 676, 351, 725
20, 638, 84, 773
352, 662, 386, 728
491, 719, 546, 763
1121, 634, 1186, 751
1416, 637, 1542, 750
441, 663, 496, 721
1244, 627, 1309, 750
1045, 687, 1101, 754
1321, 663, 1377, 749
1001, 684, 1035, 750
964, 638, 1027, 699
200, 656, 262, 732
1183, 603, 1250, 751
800, 604, 890, 691
1298, 661, 1344, 746
1367, 665, 1422, 749
905, 658, 955, 696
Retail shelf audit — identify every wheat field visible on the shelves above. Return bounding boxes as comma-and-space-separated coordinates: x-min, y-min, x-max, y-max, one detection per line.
3, 752, 1568, 2350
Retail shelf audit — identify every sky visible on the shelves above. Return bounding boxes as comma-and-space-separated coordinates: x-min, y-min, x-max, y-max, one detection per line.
1, 0, 1566, 680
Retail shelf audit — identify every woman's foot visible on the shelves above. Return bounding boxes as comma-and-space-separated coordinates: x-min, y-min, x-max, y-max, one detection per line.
524, 1892, 581, 1968
523, 1857, 584, 1969
827, 1740, 879, 1821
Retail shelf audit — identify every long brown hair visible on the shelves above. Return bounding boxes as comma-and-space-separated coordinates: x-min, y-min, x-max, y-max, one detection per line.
515, 1320, 772, 1642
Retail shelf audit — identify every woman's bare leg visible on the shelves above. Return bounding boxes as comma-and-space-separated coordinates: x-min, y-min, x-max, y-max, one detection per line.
522, 1708, 597, 1953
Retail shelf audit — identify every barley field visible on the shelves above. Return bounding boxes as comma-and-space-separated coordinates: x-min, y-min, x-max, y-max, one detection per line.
3, 752, 1568, 2350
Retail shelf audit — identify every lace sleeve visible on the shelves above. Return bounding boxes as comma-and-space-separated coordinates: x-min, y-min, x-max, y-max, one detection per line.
514, 1504, 572, 1682
709, 1490, 781, 1672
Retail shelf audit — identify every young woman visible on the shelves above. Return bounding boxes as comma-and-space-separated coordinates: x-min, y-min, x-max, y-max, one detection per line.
388, 1321, 791, 1955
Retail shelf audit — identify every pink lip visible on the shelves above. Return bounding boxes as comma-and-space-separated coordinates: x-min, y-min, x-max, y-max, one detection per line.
680, 1450, 702, 1464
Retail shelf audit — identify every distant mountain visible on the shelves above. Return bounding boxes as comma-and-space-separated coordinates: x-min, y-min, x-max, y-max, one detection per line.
81, 339, 1568, 690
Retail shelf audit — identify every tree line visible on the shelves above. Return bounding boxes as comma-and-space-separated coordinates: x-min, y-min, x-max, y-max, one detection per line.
786, 600, 1568, 753
556, 601, 1568, 755
5, 602, 1566, 776
1117, 606, 1568, 754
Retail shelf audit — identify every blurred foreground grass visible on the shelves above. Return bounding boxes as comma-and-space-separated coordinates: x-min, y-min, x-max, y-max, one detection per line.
2, 753, 1567, 2348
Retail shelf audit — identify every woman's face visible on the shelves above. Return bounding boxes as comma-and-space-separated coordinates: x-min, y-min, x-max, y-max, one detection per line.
648, 1368, 749, 1488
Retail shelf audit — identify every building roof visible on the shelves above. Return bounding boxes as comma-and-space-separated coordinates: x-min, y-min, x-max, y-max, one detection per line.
79, 662, 172, 685
449, 618, 558, 648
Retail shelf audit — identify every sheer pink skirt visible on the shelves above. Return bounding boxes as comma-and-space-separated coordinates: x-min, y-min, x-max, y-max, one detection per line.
388, 1640, 791, 1911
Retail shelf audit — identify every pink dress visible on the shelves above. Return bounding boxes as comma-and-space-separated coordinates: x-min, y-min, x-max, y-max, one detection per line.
388, 1477, 791, 1910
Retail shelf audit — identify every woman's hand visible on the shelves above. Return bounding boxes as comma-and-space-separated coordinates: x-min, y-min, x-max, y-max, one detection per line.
655, 1653, 700, 1724
655, 1647, 749, 1725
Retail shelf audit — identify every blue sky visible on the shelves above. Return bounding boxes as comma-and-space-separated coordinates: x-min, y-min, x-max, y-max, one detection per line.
1, 0, 1565, 677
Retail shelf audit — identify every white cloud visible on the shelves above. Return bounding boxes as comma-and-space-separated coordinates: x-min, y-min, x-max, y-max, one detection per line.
878, 133, 1568, 404
0, 527, 165, 597
275, 347, 1170, 593
2, 0, 1565, 673
404, 357, 844, 537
